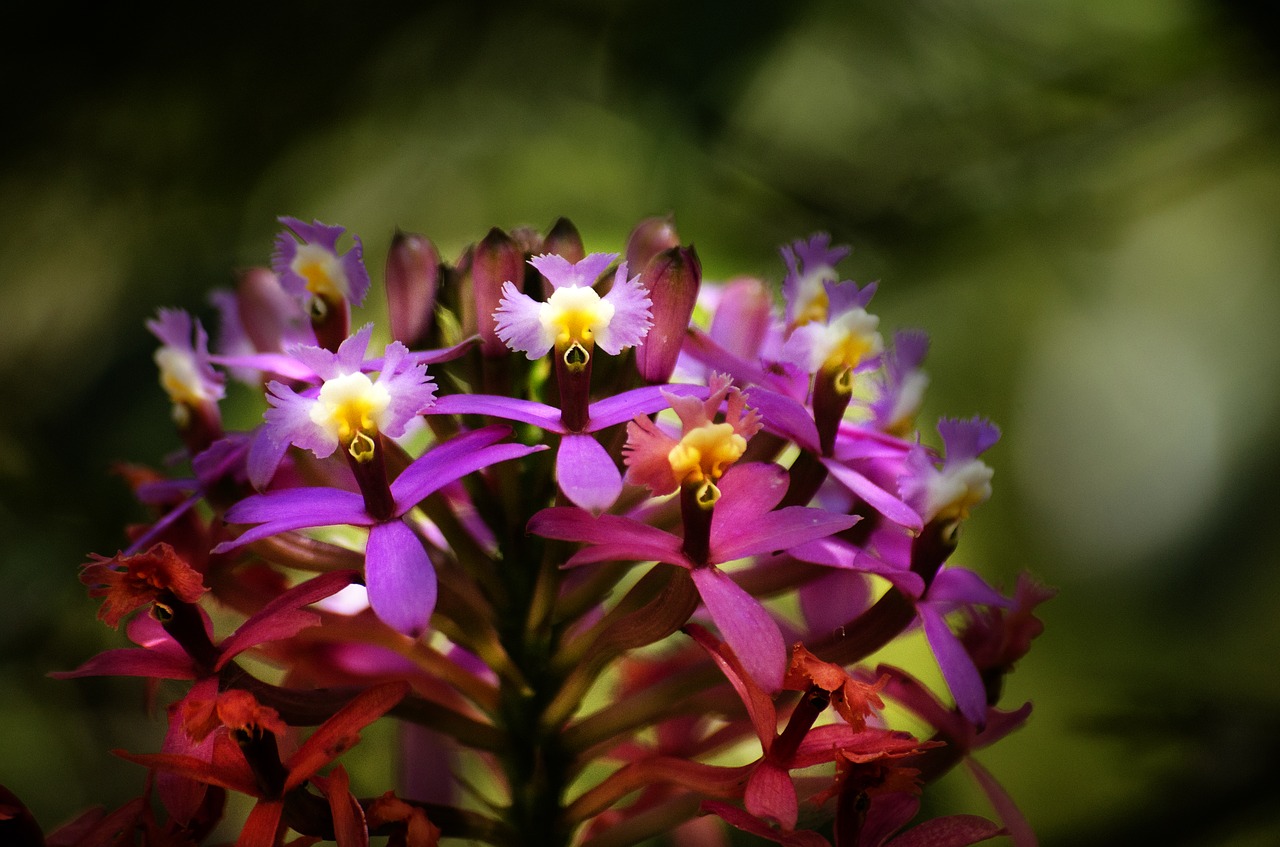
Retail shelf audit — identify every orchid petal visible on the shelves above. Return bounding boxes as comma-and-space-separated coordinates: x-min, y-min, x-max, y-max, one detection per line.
365, 521, 436, 638
714, 462, 790, 524
927, 567, 1009, 609
50, 646, 198, 681
789, 538, 925, 596
823, 460, 923, 532
217, 487, 371, 551
703, 801, 831, 847
745, 761, 799, 830
529, 508, 686, 567
884, 814, 1005, 847
556, 434, 623, 513
965, 759, 1037, 847
237, 800, 285, 847
429, 394, 562, 430
391, 425, 544, 511
286, 681, 409, 788
215, 570, 359, 669
595, 264, 652, 355
713, 506, 859, 564
585, 383, 709, 430
743, 388, 821, 452
691, 566, 787, 693
921, 604, 988, 727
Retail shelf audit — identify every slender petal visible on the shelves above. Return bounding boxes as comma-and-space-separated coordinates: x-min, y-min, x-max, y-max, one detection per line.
921, 604, 988, 727
237, 799, 285, 847
556, 433, 622, 513
215, 571, 359, 669
529, 509, 685, 567
51, 645, 198, 680
823, 460, 923, 532
392, 429, 545, 512
217, 487, 371, 551
713, 507, 857, 563
744, 387, 821, 452
365, 521, 436, 638
285, 681, 410, 788
585, 383, 708, 430
691, 566, 787, 693
885, 814, 1004, 847
964, 759, 1036, 847
429, 394, 562, 431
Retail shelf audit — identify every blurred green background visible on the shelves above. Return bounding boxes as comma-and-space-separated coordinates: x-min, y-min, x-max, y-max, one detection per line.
3, 1, 1280, 844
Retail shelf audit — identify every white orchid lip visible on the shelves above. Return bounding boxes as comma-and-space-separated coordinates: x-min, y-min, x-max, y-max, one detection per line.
309, 371, 392, 461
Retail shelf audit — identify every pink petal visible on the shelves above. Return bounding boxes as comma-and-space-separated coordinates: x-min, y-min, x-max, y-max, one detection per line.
745, 761, 799, 830
217, 487, 371, 551
744, 387, 821, 452
691, 566, 786, 693
556, 434, 622, 513
529, 508, 686, 567
595, 264, 652, 355
50, 646, 198, 681
215, 570, 358, 668
964, 759, 1036, 847
884, 814, 1004, 847
493, 281, 553, 358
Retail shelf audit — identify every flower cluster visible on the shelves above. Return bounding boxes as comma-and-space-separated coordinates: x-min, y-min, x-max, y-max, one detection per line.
5, 218, 1052, 847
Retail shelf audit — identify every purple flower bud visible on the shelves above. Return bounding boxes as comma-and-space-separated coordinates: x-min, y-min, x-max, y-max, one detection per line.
235, 267, 307, 354
624, 214, 680, 274
385, 229, 440, 348
473, 228, 526, 358
635, 245, 701, 383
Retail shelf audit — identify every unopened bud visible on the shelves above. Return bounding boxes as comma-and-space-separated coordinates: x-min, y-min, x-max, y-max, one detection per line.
635, 245, 701, 383
473, 227, 525, 357
708, 277, 774, 361
542, 217, 585, 264
625, 214, 680, 274
385, 230, 440, 347
235, 267, 298, 353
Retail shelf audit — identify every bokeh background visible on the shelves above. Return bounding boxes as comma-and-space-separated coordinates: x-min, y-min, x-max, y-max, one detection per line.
3, 1, 1280, 844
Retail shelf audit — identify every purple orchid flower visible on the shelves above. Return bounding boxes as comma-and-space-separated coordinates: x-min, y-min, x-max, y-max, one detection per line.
429, 383, 708, 514
493, 252, 652, 362
899, 417, 1000, 526
529, 461, 859, 693
272, 217, 371, 310
246, 323, 437, 490
868, 330, 931, 436
217, 425, 545, 637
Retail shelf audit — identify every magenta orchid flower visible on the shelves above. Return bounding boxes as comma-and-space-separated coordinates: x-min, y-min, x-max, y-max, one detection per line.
899, 417, 1000, 526
219, 425, 544, 637
530, 461, 858, 693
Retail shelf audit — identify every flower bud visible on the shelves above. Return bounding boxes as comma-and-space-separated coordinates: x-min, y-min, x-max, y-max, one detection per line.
473, 227, 525, 357
235, 267, 300, 353
385, 229, 440, 348
635, 245, 701, 383
625, 214, 680, 274
542, 217, 585, 264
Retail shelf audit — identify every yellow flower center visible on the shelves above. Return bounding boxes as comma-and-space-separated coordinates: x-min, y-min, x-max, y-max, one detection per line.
541, 285, 614, 351
310, 372, 391, 461
667, 422, 747, 488
292, 244, 347, 313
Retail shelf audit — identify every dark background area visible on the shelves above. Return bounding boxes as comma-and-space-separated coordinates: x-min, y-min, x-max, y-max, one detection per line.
3, 1, 1280, 844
